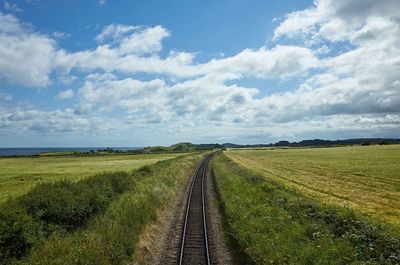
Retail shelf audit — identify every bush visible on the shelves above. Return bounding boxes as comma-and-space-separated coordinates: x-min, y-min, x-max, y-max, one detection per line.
361, 141, 371, 146
0, 171, 133, 264
18, 180, 111, 233
0, 205, 42, 264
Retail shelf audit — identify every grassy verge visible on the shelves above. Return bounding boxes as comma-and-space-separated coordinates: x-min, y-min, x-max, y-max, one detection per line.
213, 152, 400, 264
11, 153, 203, 265
0, 153, 183, 203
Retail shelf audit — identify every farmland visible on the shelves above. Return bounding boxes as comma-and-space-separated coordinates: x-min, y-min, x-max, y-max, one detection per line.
0, 153, 203, 264
225, 145, 400, 231
212, 150, 400, 264
1, 144, 400, 264
0, 153, 184, 203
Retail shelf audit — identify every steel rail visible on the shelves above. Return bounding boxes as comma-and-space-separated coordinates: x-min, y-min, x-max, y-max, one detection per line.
201, 156, 211, 265
178, 154, 212, 265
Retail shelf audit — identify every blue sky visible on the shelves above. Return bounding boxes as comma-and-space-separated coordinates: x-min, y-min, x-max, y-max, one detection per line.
0, 0, 400, 147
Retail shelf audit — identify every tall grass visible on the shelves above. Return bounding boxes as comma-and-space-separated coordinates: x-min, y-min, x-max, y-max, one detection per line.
213, 152, 400, 264
16, 153, 202, 264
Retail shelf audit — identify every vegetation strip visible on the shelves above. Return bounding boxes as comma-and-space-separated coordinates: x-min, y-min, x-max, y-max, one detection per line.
0, 153, 202, 265
212, 152, 400, 264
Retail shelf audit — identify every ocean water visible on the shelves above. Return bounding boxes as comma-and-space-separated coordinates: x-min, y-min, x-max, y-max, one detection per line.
0, 147, 141, 156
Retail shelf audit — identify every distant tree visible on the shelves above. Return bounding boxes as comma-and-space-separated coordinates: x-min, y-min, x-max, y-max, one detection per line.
379, 140, 389, 145
361, 141, 371, 146
275, 141, 291, 146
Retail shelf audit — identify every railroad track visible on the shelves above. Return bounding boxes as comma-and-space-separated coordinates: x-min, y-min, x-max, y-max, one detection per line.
179, 154, 214, 265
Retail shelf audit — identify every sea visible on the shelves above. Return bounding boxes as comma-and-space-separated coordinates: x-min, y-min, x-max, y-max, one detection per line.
0, 147, 142, 157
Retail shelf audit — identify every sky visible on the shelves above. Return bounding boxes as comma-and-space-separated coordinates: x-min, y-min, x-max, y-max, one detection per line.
0, 0, 400, 147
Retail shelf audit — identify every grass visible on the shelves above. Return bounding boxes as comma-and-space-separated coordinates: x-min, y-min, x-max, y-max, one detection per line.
212, 152, 400, 264
0, 171, 134, 263
0, 153, 183, 203
225, 145, 400, 231
11, 153, 204, 265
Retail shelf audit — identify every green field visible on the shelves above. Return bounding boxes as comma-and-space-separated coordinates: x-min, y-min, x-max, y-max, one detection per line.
0, 153, 203, 264
0, 153, 183, 202
213, 151, 400, 264
225, 145, 400, 231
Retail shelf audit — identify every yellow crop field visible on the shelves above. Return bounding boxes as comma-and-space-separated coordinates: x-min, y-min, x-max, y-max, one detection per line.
225, 145, 400, 230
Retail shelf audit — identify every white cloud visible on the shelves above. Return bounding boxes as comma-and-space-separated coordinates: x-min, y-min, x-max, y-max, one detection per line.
58, 43, 317, 81
274, 7, 320, 40
274, 0, 400, 42
0, 16, 318, 88
96, 24, 138, 42
97, 24, 171, 55
56, 46, 198, 78
56, 89, 74, 100
76, 73, 259, 126
78, 73, 167, 114
0, 12, 57, 87
51, 31, 69, 40
0, 15, 194, 86
1, 1, 400, 142
201, 45, 318, 79
118, 25, 170, 55
267, 0, 400, 128
4, 1, 23, 12
271, 17, 280, 23
0, 91, 12, 100
0, 106, 122, 137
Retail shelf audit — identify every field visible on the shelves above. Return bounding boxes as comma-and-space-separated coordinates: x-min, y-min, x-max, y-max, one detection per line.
2, 145, 399, 264
225, 145, 400, 231
212, 151, 400, 264
0, 153, 183, 202
0, 153, 203, 264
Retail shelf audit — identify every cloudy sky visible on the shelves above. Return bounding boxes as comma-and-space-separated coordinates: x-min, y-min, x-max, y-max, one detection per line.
0, 0, 399, 147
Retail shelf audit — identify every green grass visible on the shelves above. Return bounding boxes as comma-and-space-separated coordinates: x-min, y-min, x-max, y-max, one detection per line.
225, 145, 400, 231
0, 153, 183, 203
0, 171, 135, 264
12, 153, 204, 265
212, 152, 400, 264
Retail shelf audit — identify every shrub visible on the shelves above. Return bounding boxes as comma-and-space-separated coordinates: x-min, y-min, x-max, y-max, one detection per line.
0, 171, 133, 264
18, 180, 112, 233
0, 204, 42, 264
